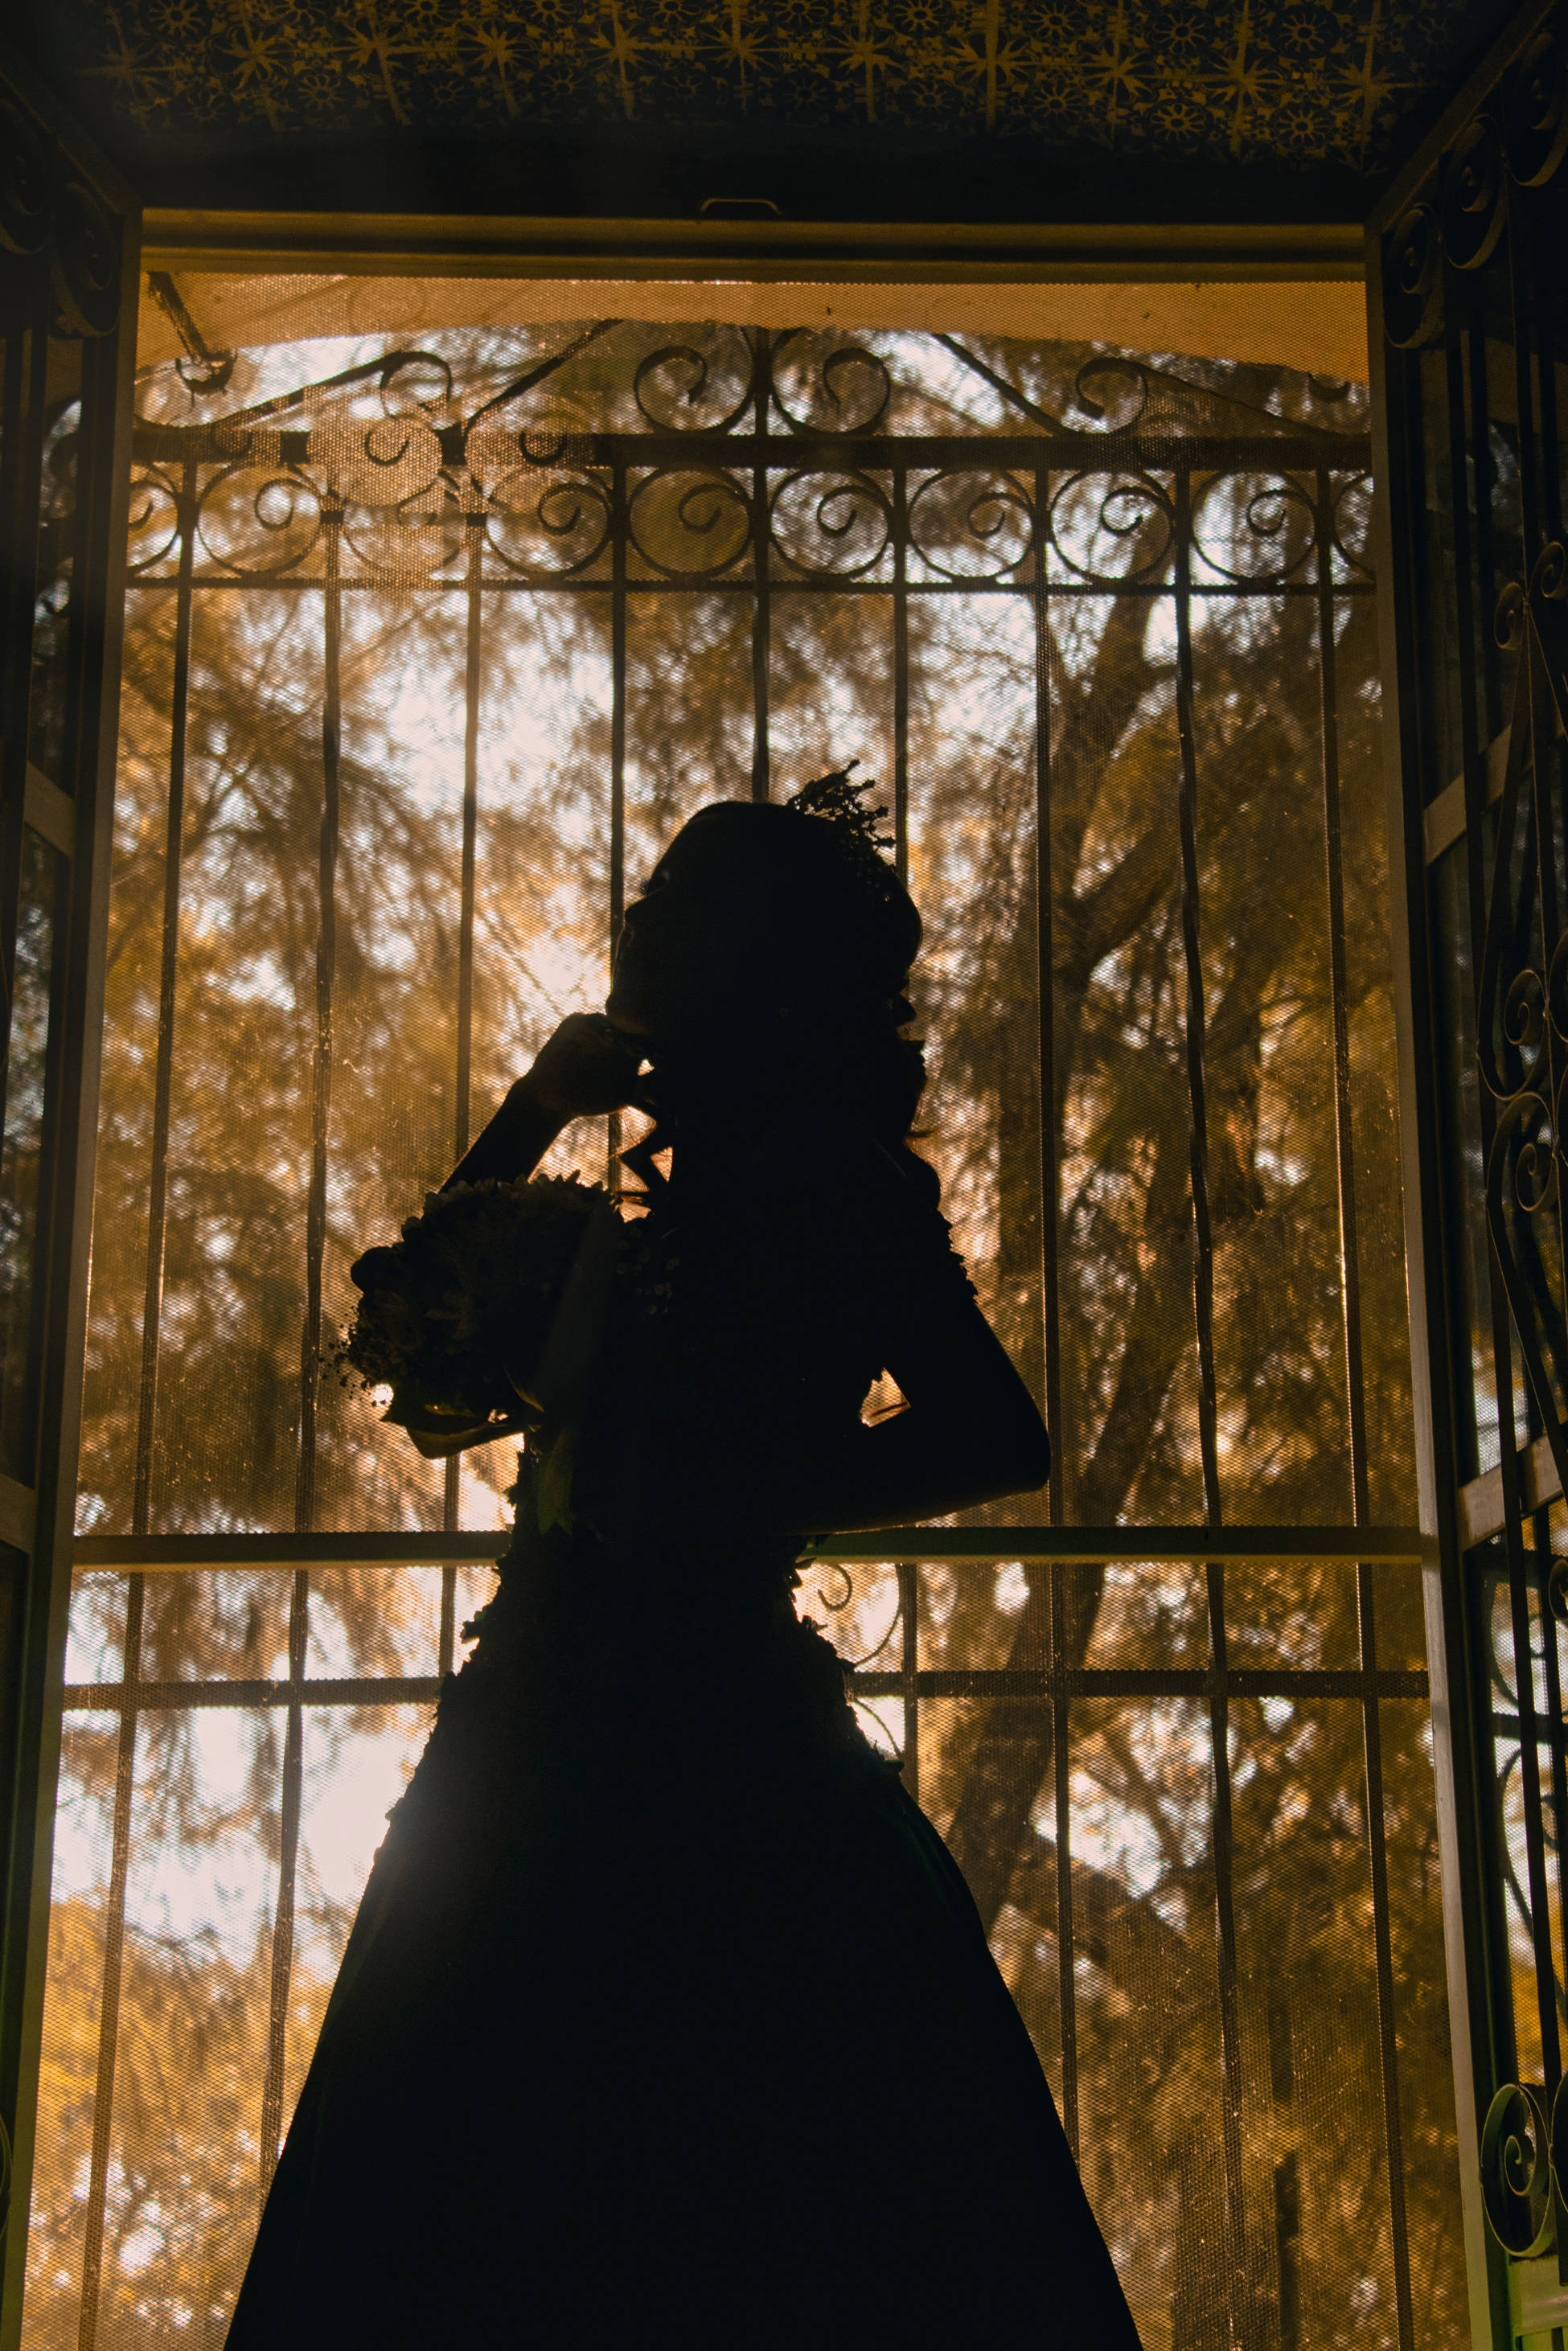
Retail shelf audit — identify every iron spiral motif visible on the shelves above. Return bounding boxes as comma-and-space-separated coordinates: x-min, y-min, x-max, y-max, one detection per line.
770, 331, 893, 437
628, 466, 753, 578
1382, 206, 1445, 351
1481, 2079, 1558, 2256
1508, 24, 1568, 187
906, 468, 1034, 581
0, 99, 50, 259
1478, 543, 1568, 1512
1385, 31, 1568, 351
125, 319, 1373, 601
1047, 470, 1173, 587
0, 85, 122, 338
632, 332, 757, 436
1442, 115, 1509, 273
768, 466, 891, 577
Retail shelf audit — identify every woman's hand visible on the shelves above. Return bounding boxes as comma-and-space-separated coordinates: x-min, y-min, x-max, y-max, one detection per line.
523, 1014, 645, 1124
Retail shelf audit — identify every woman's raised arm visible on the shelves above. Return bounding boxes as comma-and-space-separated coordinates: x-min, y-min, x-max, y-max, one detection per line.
444, 1014, 643, 1190
759, 1265, 1050, 1535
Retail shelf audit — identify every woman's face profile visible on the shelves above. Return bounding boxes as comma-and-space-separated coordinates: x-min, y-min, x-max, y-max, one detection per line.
605, 812, 779, 1044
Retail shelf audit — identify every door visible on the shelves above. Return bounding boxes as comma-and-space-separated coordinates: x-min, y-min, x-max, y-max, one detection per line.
0, 39, 139, 2340
1370, 2, 1568, 2343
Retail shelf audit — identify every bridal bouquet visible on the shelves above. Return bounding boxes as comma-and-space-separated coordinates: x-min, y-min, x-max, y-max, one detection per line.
335, 1173, 607, 1459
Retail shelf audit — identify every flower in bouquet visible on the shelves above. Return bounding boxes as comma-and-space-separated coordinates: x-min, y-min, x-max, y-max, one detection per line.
335, 1173, 605, 1454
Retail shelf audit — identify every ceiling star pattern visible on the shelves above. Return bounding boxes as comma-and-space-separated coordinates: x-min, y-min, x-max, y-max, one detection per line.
57, 0, 1496, 173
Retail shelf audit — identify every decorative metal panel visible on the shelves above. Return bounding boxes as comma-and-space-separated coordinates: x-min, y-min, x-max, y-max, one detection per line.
1374, 4, 1568, 2342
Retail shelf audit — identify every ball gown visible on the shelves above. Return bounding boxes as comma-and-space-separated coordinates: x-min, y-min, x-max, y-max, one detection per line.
226, 1116, 1142, 2344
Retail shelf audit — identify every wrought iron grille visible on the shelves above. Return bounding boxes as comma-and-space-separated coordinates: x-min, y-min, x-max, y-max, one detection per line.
22, 307, 1460, 2349
1373, 10, 1568, 2341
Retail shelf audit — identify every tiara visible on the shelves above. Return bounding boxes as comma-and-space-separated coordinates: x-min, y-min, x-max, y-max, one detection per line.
785, 762, 897, 888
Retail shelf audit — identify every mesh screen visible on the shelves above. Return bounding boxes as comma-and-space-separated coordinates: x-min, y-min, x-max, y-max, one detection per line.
27, 294, 1464, 2347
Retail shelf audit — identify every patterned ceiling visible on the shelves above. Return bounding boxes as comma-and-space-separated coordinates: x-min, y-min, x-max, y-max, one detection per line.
34, 0, 1508, 185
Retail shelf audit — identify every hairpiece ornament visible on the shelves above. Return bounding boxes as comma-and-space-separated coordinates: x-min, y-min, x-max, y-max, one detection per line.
784, 762, 899, 911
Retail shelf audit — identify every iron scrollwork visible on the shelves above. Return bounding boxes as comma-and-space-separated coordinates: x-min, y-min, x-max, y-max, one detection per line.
1482, 2078, 1558, 2256
633, 333, 757, 436
0, 88, 121, 339
1477, 544, 1568, 1508
1385, 24, 1568, 350
768, 467, 892, 578
905, 468, 1034, 583
769, 330, 893, 437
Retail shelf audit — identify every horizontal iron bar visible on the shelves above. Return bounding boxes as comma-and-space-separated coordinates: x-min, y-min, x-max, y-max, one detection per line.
61, 1664, 1429, 1713
64, 1676, 443, 1711
23, 762, 76, 861
1422, 726, 1510, 866
1492, 1713, 1568, 1743
124, 574, 1377, 601
0, 1475, 35, 1557
1459, 1430, 1565, 1551
852, 1667, 1430, 1700
72, 1524, 1430, 1574
129, 429, 1373, 471
814, 1524, 1429, 1563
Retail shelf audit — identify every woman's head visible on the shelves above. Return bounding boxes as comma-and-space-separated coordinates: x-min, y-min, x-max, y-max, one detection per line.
607, 793, 919, 1044
606, 778, 930, 1169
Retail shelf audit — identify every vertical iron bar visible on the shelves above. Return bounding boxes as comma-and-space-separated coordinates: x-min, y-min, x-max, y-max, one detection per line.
1316, 469, 1415, 2351
454, 516, 482, 1179
893, 465, 909, 883
1175, 467, 1247, 2337
1531, 191, 1568, 2076
75, 1575, 142, 2351
750, 331, 771, 805
1537, 1506, 1568, 2156
1510, 195, 1542, 583
442, 508, 486, 1653
1050, 1559, 1077, 2160
261, 496, 342, 2192
1037, 462, 1075, 2151
1204, 1563, 1250, 2350
1173, 476, 1222, 1526
1033, 466, 1065, 1528
131, 462, 195, 1539
1445, 299, 1526, 2101
295, 498, 340, 1541
608, 461, 627, 1182
78, 458, 199, 2349
0, 317, 50, 1152
897, 1559, 918, 1803
1452, 288, 1563, 2103
258, 1568, 309, 2197
1467, 288, 1504, 749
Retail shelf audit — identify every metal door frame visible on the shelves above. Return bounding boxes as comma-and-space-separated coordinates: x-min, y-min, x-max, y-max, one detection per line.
1368, 1, 1568, 2342
0, 39, 139, 2341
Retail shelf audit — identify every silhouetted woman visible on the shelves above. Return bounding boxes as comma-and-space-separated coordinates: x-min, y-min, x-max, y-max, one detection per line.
228, 775, 1141, 2345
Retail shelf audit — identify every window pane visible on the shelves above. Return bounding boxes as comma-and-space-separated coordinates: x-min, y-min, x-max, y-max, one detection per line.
36, 292, 1457, 2350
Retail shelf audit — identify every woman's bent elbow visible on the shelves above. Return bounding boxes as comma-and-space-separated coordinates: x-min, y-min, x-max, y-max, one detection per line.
1008, 1418, 1051, 1495
969, 1403, 1049, 1499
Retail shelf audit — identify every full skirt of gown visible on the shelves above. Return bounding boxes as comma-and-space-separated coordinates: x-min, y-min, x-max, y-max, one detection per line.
226, 1512, 1142, 2345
